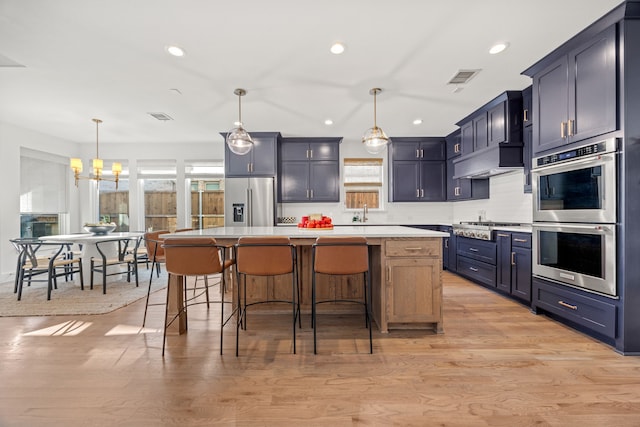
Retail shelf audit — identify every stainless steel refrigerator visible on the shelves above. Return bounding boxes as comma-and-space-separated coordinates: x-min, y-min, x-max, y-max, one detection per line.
224, 177, 276, 227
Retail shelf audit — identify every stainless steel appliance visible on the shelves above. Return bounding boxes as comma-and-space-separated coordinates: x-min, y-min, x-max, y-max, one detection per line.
532, 222, 616, 296
532, 138, 617, 223
531, 137, 618, 297
224, 177, 275, 227
452, 222, 522, 241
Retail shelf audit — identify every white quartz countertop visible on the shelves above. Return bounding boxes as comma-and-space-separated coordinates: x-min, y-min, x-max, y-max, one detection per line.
163, 225, 448, 239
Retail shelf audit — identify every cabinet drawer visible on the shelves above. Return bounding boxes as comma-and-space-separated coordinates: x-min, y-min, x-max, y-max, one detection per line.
456, 238, 496, 264
512, 232, 531, 249
385, 239, 440, 257
457, 256, 496, 287
533, 279, 616, 339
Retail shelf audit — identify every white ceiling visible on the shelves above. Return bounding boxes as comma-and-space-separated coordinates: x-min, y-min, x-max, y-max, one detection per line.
0, 0, 623, 146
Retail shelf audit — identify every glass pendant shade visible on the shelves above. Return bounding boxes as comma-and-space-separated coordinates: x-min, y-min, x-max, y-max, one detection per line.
362, 126, 390, 154
226, 123, 254, 155
226, 88, 254, 156
362, 88, 389, 154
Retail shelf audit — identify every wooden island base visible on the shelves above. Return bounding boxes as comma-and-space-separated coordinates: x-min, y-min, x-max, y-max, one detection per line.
164, 226, 446, 336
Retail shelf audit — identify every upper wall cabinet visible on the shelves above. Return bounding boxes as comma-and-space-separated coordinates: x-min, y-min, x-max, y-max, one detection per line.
445, 130, 489, 201
453, 91, 524, 179
522, 85, 533, 193
223, 132, 281, 177
526, 25, 617, 155
389, 137, 446, 202
278, 137, 341, 203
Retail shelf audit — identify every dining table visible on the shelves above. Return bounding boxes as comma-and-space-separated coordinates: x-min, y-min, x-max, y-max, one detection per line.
41, 232, 144, 284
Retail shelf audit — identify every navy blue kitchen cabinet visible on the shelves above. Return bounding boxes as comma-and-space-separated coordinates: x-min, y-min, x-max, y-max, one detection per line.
279, 137, 341, 202
453, 91, 524, 180
456, 237, 497, 287
457, 91, 523, 152
496, 232, 532, 303
442, 226, 457, 273
223, 132, 281, 177
445, 130, 489, 201
488, 102, 507, 145
446, 130, 462, 159
522, 85, 533, 128
473, 113, 488, 151
528, 25, 617, 155
532, 277, 616, 341
522, 85, 533, 193
389, 137, 446, 202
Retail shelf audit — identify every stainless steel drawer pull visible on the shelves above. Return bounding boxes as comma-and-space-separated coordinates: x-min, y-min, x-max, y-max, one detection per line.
514, 238, 528, 243
405, 247, 423, 251
469, 267, 479, 272
558, 300, 578, 310
469, 248, 479, 252
497, 233, 510, 237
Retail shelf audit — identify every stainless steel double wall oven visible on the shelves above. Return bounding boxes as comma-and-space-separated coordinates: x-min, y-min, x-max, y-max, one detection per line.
531, 138, 618, 297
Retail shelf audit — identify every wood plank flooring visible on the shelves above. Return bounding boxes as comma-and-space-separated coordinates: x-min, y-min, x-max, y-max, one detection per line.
1, 271, 639, 426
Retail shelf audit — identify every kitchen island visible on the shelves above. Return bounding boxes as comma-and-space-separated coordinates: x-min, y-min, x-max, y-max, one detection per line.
162, 226, 448, 335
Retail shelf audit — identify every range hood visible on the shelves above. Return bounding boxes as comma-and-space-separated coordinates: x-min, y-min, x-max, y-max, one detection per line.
452, 142, 524, 179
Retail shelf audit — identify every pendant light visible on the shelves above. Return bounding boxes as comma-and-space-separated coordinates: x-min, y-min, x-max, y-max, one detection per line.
226, 88, 254, 155
70, 118, 122, 189
362, 88, 390, 154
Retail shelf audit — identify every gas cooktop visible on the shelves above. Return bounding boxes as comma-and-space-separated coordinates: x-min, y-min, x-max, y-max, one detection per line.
452, 222, 522, 241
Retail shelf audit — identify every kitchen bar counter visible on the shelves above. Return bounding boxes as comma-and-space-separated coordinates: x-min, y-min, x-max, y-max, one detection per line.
163, 226, 448, 336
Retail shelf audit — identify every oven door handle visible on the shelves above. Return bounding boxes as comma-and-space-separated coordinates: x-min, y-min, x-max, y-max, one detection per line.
532, 152, 615, 173
532, 223, 613, 233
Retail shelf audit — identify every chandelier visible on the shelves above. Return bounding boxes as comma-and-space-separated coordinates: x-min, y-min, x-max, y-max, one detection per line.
226, 88, 254, 155
362, 88, 390, 154
70, 118, 122, 189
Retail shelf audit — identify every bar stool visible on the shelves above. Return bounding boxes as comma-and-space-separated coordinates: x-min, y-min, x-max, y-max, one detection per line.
311, 236, 373, 354
142, 230, 169, 326
234, 236, 301, 356
162, 237, 236, 356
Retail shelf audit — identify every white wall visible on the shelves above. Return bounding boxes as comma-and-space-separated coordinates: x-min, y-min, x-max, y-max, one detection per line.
452, 171, 533, 224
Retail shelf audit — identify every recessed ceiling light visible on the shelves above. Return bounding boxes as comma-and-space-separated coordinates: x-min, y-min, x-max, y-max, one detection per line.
330, 42, 345, 55
324, 119, 334, 126
489, 42, 509, 55
166, 45, 185, 57
413, 119, 423, 125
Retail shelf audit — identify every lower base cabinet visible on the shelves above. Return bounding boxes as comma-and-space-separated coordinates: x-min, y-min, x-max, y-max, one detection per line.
532, 277, 616, 340
457, 256, 496, 287
381, 238, 443, 333
496, 232, 532, 303
456, 237, 497, 287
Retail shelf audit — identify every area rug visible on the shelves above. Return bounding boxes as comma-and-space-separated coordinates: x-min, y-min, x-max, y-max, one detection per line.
0, 270, 168, 317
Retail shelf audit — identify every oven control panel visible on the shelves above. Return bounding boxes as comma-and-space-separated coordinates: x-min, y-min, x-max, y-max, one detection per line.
535, 139, 615, 167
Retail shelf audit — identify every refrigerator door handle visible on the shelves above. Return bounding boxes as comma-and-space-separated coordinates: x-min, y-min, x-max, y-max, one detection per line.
247, 187, 252, 227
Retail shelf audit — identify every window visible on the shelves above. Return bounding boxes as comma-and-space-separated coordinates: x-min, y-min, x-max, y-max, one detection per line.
138, 160, 177, 232
20, 149, 68, 237
98, 161, 129, 231
343, 158, 383, 209
185, 161, 224, 230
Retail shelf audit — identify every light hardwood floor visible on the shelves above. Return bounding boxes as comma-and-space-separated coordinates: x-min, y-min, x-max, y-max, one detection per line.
1, 271, 639, 426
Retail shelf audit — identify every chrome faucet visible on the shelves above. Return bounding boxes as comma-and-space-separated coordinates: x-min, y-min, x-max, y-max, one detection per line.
362, 204, 368, 223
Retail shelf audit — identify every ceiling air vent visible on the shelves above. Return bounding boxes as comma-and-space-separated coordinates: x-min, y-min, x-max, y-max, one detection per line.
148, 112, 173, 121
447, 69, 481, 85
